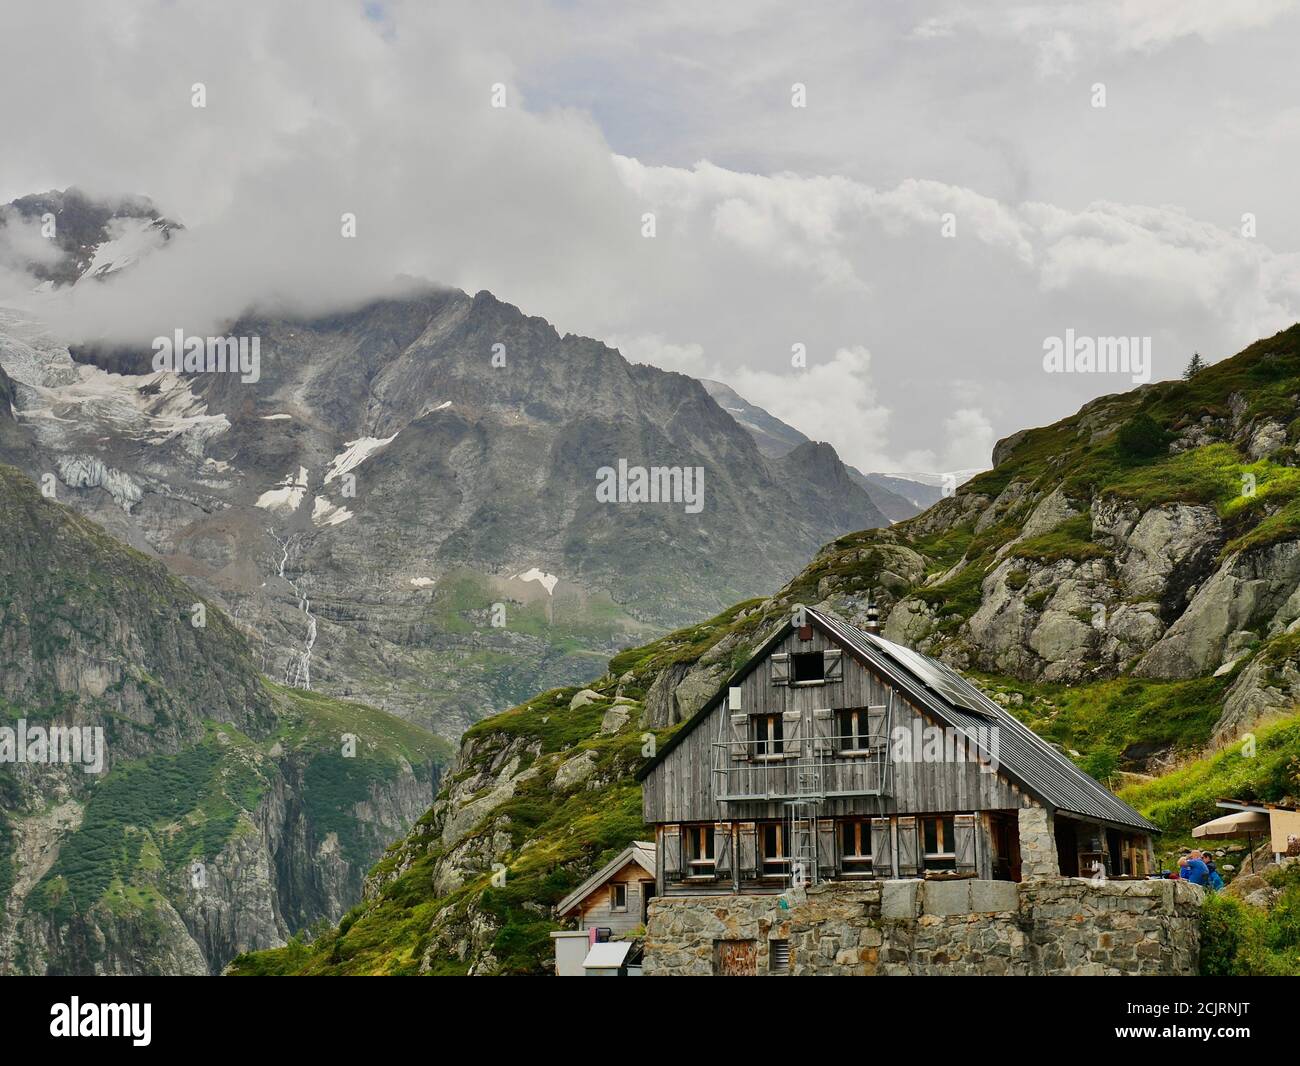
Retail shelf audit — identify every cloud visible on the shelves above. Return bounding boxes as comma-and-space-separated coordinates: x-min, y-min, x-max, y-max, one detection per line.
2, 0, 1299, 474
939, 408, 996, 472
912, 1, 1300, 71
614, 334, 993, 474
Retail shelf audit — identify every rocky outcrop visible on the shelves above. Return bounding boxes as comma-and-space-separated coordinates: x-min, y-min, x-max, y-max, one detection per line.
1136, 540, 1300, 679
1215, 648, 1300, 743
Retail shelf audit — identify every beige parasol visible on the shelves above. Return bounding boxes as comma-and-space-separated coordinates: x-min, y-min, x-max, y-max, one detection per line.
1192, 810, 1270, 871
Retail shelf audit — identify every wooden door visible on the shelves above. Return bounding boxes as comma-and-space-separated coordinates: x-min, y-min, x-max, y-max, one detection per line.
991, 813, 1021, 882
714, 939, 758, 976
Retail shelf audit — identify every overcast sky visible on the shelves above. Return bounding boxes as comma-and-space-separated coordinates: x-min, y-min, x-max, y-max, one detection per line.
3, 0, 1300, 473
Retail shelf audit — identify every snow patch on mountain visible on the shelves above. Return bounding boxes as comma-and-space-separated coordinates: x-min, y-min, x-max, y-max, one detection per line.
312, 495, 353, 527
256, 467, 309, 514
514, 567, 559, 595
77, 217, 170, 282
324, 433, 398, 484
0, 307, 229, 458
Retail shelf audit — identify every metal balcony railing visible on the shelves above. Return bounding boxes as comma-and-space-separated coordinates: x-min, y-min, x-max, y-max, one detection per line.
712, 734, 891, 802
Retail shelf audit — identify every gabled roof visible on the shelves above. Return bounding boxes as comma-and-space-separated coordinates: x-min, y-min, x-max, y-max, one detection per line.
555, 841, 656, 916
636, 607, 1157, 834
633, 618, 795, 780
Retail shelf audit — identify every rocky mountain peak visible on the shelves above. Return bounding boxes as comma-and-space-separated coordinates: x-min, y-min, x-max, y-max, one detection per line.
1, 186, 181, 287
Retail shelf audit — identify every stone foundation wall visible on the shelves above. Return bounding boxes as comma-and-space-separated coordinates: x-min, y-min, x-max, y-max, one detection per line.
644, 877, 1202, 976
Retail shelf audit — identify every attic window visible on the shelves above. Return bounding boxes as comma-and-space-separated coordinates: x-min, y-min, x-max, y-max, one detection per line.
610, 883, 628, 912
791, 652, 825, 683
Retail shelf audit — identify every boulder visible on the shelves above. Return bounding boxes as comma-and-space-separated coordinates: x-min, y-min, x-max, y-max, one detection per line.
553, 750, 598, 791
568, 688, 605, 710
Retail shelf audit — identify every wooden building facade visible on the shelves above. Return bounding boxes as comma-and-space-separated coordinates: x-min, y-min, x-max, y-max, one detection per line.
636, 608, 1157, 896
554, 841, 657, 935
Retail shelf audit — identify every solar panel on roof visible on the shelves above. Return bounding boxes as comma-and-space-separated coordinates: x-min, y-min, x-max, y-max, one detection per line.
860, 632, 992, 716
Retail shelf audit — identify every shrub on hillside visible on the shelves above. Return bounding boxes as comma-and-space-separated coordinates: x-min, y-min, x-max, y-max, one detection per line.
1116, 413, 1171, 461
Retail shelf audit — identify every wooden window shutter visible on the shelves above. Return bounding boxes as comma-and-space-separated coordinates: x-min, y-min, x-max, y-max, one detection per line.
728, 686, 742, 711
871, 817, 893, 877
782, 710, 804, 759
954, 814, 977, 874
817, 819, 837, 875
715, 823, 733, 876
770, 652, 790, 684
662, 826, 682, 880
896, 816, 920, 876
812, 708, 834, 754
823, 647, 843, 682
729, 713, 750, 759
737, 822, 758, 877
866, 703, 889, 749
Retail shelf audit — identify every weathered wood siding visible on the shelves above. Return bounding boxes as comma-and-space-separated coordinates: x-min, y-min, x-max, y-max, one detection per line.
576, 860, 654, 934
643, 625, 1027, 824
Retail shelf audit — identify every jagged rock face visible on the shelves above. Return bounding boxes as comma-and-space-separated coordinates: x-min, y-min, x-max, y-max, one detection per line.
0, 464, 442, 975
0, 216, 890, 738
1135, 541, 1300, 680
945, 498, 1227, 682
1217, 652, 1300, 745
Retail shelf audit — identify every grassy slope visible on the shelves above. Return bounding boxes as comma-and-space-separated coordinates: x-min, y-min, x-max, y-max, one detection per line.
231, 326, 1300, 976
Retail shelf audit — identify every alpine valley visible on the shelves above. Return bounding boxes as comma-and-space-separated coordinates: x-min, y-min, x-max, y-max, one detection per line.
231, 325, 1300, 976
5, 190, 1300, 978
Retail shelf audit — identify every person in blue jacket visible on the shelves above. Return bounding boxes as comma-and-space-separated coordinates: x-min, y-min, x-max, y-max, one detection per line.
1180, 851, 1210, 887
1204, 855, 1225, 891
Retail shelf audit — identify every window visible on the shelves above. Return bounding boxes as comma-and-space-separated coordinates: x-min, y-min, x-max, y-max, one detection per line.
791, 651, 825, 684
836, 708, 874, 752
610, 883, 628, 912
685, 824, 715, 873
758, 822, 788, 876
922, 815, 957, 871
769, 939, 791, 974
754, 713, 784, 757
840, 820, 872, 872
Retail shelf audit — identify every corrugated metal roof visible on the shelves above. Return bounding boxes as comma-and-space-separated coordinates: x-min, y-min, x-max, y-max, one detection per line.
583, 941, 632, 969
810, 609, 1156, 832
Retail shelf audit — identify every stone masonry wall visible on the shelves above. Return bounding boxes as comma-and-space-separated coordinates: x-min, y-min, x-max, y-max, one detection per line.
1018, 807, 1061, 879
644, 877, 1202, 976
